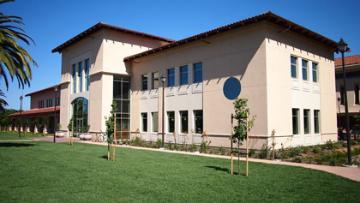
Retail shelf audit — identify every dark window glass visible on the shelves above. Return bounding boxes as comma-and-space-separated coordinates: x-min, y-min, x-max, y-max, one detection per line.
194, 110, 203, 134
55, 97, 60, 106
302, 59, 308, 80
78, 62, 83, 92
291, 56, 297, 78
141, 74, 148, 90
193, 63, 202, 83
314, 110, 320, 134
292, 108, 299, 135
340, 86, 345, 105
72, 64, 76, 93
151, 72, 159, 89
312, 62, 318, 82
167, 111, 175, 133
167, 68, 175, 87
85, 58, 90, 91
152, 112, 158, 132
141, 113, 147, 132
180, 65, 188, 85
180, 111, 188, 133
355, 85, 359, 104
71, 97, 89, 133
304, 109, 310, 134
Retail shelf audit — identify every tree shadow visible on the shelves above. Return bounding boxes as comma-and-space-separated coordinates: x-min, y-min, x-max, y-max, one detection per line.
0, 142, 34, 148
204, 165, 240, 175
100, 155, 108, 160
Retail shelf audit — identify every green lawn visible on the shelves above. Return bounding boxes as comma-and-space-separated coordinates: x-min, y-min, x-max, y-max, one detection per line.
0, 141, 358, 202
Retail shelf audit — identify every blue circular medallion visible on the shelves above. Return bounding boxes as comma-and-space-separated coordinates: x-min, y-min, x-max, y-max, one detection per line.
223, 77, 241, 100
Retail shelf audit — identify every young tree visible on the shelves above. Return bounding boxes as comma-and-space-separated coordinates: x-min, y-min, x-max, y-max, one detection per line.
105, 102, 117, 160
232, 98, 255, 176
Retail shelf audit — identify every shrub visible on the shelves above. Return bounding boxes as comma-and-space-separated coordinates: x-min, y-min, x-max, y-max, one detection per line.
249, 149, 256, 157
259, 144, 270, 159
190, 144, 198, 152
312, 146, 321, 154
131, 137, 144, 146
200, 140, 211, 153
288, 147, 302, 158
155, 139, 162, 148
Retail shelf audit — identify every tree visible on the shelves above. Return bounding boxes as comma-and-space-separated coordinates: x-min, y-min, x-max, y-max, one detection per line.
105, 101, 117, 160
231, 98, 255, 176
0, 0, 37, 89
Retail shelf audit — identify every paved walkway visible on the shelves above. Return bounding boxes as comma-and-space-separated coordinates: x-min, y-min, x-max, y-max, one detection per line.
79, 140, 360, 182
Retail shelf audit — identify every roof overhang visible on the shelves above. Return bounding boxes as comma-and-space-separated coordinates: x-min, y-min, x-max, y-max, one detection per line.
124, 11, 338, 62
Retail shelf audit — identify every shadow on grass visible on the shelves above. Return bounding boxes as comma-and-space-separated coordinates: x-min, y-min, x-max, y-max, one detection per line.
204, 165, 241, 175
0, 142, 35, 148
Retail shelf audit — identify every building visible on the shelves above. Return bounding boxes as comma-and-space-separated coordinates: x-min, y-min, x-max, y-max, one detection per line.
335, 55, 360, 139
9, 84, 61, 133
51, 12, 338, 149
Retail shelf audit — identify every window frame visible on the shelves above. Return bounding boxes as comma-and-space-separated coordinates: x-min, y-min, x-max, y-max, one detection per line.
314, 110, 320, 134
179, 65, 188, 85
292, 108, 299, 135
303, 109, 310, 134
355, 84, 359, 105
302, 59, 308, 81
141, 74, 148, 91
151, 72, 160, 89
193, 110, 203, 134
167, 68, 175, 87
179, 110, 188, 133
152, 112, 158, 132
312, 62, 318, 82
290, 56, 298, 79
141, 112, 148, 132
193, 62, 203, 83
167, 111, 175, 133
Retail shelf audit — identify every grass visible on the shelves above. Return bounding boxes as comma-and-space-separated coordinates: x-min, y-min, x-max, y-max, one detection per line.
0, 131, 45, 140
0, 141, 358, 202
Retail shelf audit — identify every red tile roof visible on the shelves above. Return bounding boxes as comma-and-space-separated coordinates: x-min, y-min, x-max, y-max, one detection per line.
52, 22, 174, 53
9, 106, 60, 117
335, 55, 360, 67
124, 11, 338, 62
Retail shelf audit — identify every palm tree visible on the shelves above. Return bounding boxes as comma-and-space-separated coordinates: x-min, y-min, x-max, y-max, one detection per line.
0, 89, 7, 111
0, 0, 36, 90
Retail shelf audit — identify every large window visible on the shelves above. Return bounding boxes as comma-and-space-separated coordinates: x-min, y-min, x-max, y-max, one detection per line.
179, 65, 188, 85
194, 110, 203, 134
303, 109, 310, 134
180, 111, 188, 133
291, 56, 297, 78
141, 113, 148, 132
113, 76, 130, 137
55, 97, 60, 106
71, 97, 88, 133
355, 84, 359, 104
152, 112, 158, 132
141, 74, 148, 90
312, 62, 318, 82
302, 59, 308, 81
78, 62, 83, 92
193, 63, 202, 83
38, 100, 44, 108
292, 108, 299, 135
84, 58, 90, 91
167, 111, 175, 133
314, 110, 320, 134
151, 72, 160, 89
167, 68, 175, 87
72, 64, 76, 93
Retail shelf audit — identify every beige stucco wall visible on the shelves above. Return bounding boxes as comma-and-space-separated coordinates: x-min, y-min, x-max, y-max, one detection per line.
59, 28, 170, 133
265, 23, 337, 148
30, 89, 60, 109
129, 22, 269, 148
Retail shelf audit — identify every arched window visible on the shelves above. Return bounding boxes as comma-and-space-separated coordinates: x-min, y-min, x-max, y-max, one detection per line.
71, 97, 88, 133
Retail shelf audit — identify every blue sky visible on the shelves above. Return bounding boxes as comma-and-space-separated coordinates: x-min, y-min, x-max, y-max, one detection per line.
2, 0, 360, 110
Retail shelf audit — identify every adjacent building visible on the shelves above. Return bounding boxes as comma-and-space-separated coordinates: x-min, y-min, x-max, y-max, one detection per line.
335, 55, 360, 138
9, 84, 61, 133
45, 12, 338, 149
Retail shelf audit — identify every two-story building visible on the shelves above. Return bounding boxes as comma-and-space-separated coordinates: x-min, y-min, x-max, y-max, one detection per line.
9, 84, 61, 133
52, 12, 338, 149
